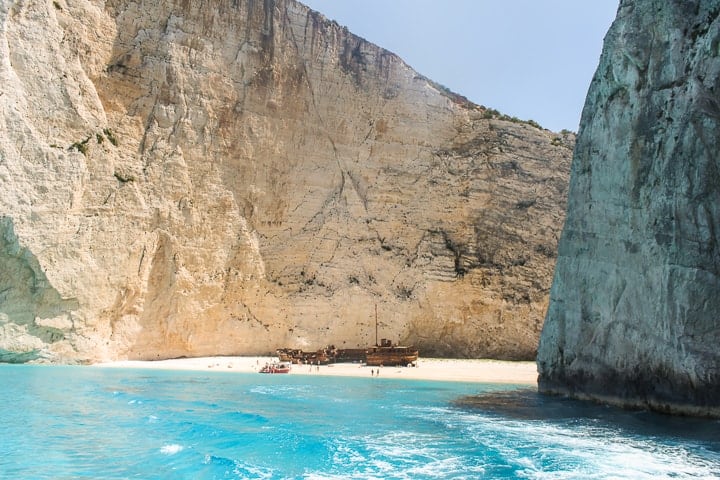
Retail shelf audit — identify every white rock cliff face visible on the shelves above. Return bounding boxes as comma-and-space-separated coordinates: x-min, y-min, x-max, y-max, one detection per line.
538, 0, 720, 416
0, 0, 571, 362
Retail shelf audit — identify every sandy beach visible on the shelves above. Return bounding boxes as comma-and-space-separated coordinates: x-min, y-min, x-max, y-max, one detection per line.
92, 356, 537, 385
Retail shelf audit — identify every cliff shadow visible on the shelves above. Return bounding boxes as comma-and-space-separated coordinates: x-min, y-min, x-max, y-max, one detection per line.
0, 216, 79, 362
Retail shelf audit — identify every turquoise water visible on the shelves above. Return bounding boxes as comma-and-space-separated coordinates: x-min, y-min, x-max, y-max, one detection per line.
1, 365, 719, 479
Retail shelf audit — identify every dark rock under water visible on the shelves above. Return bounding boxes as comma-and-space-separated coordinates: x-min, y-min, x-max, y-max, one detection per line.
455, 389, 720, 443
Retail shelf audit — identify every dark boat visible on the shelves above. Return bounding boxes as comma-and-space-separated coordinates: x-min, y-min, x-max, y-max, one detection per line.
276, 305, 419, 367
276, 347, 331, 365
277, 346, 366, 364
364, 304, 418, 366
365, 339, 419, 367
277, 348, 303, 363
331, 348, 366, 363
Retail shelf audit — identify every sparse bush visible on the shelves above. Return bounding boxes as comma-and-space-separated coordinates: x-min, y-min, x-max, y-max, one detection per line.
103, 128, 118, 146
482, 108, 544, 129
516, 199, 536, 210
114, 171, 135, 183
535, 243, 556, 258
395, 285, 413, 300
511, 256, 527, 267
69, 137, 90, 156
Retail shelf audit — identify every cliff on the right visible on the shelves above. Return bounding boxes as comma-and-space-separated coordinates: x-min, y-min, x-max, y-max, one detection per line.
537, 0, 720, 417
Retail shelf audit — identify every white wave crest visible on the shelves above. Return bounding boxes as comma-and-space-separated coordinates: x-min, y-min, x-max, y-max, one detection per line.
160, 444, 184, 455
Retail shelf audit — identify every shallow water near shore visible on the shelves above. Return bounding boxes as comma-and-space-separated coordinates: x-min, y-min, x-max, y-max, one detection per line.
1, 364, 719, 479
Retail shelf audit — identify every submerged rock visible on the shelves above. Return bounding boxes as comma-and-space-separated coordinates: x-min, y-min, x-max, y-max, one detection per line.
538, 0, 720, 417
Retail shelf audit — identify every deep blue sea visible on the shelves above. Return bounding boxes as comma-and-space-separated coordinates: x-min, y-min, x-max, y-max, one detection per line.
1, 365, 719, 479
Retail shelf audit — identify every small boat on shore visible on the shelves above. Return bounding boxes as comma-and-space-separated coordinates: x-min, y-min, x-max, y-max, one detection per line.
259, 362, 291, 374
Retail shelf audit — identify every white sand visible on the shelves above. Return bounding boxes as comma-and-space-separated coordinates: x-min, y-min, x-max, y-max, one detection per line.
92, 356, 537, 385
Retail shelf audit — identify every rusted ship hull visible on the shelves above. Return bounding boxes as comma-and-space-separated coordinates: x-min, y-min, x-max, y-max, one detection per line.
276, 348, 330, 365
277, 340, 419, 367
332, 348, 366, 363
365, 350, 418, 367
365, 347, 419, 367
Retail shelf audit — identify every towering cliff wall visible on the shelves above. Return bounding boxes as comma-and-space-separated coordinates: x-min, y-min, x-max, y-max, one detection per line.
538, 0, 720, 416
0, 0, 571, 363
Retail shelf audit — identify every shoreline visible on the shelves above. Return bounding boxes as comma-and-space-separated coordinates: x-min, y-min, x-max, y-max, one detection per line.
92, 356, 538, 385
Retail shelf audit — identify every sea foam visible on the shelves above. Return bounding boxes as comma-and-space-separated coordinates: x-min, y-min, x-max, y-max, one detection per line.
159, 444, 183, 455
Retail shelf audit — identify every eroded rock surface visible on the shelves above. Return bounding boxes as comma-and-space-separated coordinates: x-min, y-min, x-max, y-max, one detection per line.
538, 0, 720, 416
0, 0, 571, 362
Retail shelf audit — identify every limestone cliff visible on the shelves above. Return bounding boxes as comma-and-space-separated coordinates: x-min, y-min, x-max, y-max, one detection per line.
538, 0, 720, 416
0, 0, 571, 363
